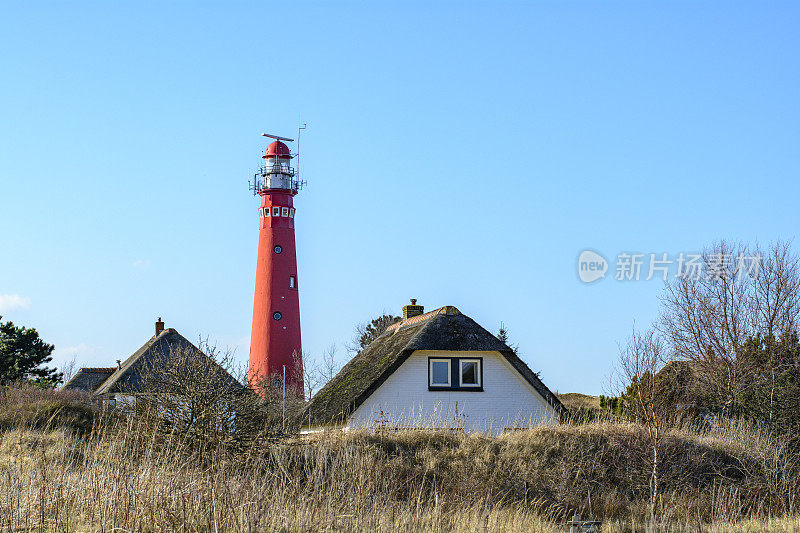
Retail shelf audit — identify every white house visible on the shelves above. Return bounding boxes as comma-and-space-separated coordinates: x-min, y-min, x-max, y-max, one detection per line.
303, 303, 564, 435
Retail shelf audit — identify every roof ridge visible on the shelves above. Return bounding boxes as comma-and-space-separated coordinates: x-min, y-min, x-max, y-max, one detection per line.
386, 305, 461, 334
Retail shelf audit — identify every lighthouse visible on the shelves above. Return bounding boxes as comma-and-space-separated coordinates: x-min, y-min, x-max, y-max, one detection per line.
248, 133, 304, 394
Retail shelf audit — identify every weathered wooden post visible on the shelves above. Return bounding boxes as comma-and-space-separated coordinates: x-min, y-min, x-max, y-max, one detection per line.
567, 513, 601, 532
569, 513, 581, 533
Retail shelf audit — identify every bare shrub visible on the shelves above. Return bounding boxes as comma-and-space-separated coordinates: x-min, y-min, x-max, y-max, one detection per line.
616, 327, 669, 522
659, 240, 800, 419
124, 342, 303, 455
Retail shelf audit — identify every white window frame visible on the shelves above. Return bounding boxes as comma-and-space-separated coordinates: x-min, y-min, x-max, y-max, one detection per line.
272, 206, 280, 216
459, 358, 481, 387
289, 275, 296, 289
429, 358, 451, 387
289, 208, 295, 218
263, 207, 270, 217
282, 207, 289, 217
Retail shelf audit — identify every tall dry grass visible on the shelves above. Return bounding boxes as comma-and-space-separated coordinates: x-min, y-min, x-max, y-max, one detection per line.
0, 421, 561, 532
1, 385, 799, 531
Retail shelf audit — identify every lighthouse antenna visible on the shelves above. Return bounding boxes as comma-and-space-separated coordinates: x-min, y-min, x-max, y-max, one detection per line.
297, 115, 307, 181
261, 132, 295, 142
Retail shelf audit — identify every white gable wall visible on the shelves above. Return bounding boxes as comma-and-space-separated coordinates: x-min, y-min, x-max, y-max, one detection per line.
349, 350, 558, 435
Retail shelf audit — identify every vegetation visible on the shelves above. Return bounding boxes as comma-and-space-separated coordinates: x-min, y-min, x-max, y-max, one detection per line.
5, 239, 800, 530
497, 321, 519, 354
591, 239, 800, 529
2, 384, 800, 531
654, 240, 800, 424
559, 392, 600, 409
348, 313, 401, 354
132, 342, 303, 447
0, 316, 61, 385
0, 383, 94, 434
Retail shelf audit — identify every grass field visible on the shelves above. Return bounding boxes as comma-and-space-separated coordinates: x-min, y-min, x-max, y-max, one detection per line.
1, 385, 798, 531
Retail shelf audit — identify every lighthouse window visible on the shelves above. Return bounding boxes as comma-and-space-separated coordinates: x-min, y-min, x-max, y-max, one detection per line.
289, 276, 296, 289
263, 208, 270, 217
273, 311, 282, 321
282, 207, 289, 217
273, 207, 280, 216
273, 245, 283, 254
289, 208, 295, 218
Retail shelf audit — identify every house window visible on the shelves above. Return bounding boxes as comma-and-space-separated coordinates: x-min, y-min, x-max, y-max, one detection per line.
289, 276, 296, 289
428, 356, 483, 391
460, 359, 481, 387
429, 359, 451, 387
273, 207, 280, 216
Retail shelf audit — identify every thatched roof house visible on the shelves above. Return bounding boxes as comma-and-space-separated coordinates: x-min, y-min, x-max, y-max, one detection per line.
303, 303, 563, 434
63, 319, 240, 400
62, 367, 116, 393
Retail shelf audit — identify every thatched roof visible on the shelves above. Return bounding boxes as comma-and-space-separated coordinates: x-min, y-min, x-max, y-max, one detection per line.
62, 367, 117, 393
94, 328, 240, 396
303, 306, 564, 426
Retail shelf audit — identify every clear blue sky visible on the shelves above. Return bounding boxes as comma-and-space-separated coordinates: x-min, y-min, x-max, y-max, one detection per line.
2, 2, 798, 395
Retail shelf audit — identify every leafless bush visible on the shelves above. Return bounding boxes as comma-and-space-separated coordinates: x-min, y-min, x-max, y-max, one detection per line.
125, 342, 304, 454
59, 355, 77, 385
658, 240, 800, 419
616, 327, 670, 522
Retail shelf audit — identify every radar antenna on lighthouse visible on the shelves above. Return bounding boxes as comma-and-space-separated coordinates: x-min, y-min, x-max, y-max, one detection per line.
261, 132, 295, 142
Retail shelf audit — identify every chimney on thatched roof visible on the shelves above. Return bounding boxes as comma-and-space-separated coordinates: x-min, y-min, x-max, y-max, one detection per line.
155, 317, 165, 337
402, 299, 424, 319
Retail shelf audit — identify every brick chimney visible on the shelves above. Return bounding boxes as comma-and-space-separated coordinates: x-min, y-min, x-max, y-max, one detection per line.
402, 299, 424, 319
155, 317, 165, 336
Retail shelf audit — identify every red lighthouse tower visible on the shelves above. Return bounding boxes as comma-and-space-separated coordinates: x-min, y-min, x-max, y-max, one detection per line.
248, 133, 304, 393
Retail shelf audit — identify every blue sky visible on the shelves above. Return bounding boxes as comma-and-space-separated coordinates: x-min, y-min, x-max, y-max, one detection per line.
2, 2, 798, 395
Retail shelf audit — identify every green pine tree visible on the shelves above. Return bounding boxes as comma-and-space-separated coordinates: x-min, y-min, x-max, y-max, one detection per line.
497, 322, 519, 354
0, 316, 62, 386
358, 315, 401, 351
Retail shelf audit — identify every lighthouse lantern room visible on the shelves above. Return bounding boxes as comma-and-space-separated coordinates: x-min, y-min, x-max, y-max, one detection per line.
248, 133, 304, 394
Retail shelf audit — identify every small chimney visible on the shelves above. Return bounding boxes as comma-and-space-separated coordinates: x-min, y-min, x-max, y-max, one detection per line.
155, 317, 165, 336
116, 359, 121, 369
403, 299, 424, 319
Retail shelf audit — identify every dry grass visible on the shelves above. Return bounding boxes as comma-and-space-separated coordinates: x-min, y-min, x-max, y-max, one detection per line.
0, 424, 562, 532
0, 384, 94, 434
1, 386, 799, 531
558, 392, 602, 412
